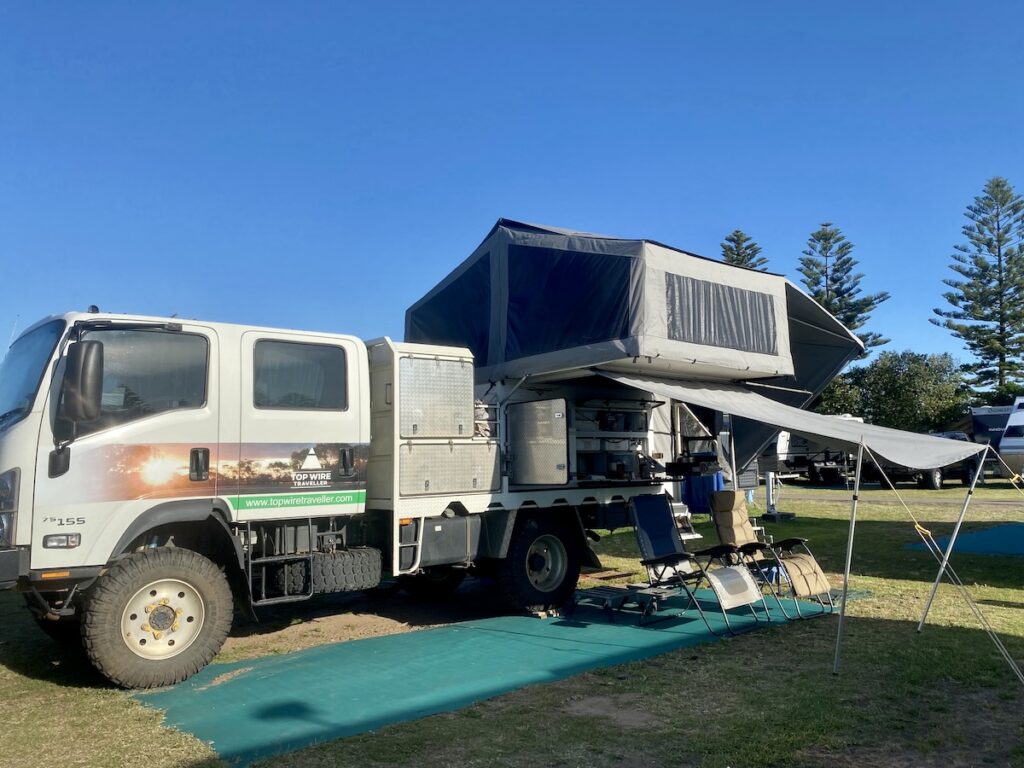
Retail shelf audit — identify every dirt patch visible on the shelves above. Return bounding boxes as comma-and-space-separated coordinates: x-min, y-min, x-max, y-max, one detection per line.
219, 581, 507, 662
563, 693, 664, 729
194, 666, 254, 691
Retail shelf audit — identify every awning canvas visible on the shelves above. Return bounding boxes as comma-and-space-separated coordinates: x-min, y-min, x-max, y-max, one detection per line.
597, 371, 986, 470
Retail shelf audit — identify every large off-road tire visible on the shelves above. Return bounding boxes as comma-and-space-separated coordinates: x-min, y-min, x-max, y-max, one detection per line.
495, 514, 581, 612
81, 548, 233, 689
398, 566, 466, 598
274, 548, 382, 596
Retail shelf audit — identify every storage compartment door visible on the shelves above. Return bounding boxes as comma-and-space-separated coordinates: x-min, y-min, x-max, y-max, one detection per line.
509, 399, 568, 485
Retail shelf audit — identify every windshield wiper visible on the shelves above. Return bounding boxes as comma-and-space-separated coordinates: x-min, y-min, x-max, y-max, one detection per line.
0, 403, 29, 427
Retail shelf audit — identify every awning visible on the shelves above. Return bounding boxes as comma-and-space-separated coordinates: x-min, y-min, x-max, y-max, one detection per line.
598, 371, 987, 470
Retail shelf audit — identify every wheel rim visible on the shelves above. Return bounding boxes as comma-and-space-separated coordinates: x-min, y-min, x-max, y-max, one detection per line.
121, 578, 205, 660
525, 534, 567, 593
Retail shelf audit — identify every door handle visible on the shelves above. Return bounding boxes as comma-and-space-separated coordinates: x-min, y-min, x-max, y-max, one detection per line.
340, 446, 355, 476
189, 448, 210, 481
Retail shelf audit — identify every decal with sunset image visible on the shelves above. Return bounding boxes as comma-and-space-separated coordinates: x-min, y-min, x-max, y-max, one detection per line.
64, 443, 368, 507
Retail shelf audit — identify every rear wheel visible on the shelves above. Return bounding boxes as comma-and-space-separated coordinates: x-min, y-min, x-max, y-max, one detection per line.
919, 468, 943, 490
496, 515, 581, 611
82, 548, 233, 689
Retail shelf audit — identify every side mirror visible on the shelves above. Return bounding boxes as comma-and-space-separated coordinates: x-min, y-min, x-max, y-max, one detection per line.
62, 340, 103, 424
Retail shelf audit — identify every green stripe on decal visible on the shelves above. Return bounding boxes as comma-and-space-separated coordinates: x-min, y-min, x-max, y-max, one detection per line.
231, 490, 366, 511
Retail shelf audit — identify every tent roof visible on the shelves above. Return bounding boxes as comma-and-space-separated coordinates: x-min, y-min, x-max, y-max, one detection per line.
598, 371, 987, 470
489, 218, 788, 276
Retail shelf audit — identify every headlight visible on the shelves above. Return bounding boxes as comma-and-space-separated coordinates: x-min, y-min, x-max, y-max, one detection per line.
0, 469, 19, 547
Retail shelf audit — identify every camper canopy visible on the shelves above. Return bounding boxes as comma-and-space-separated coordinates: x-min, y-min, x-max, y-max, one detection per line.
599, 372, 987, 470
406, 219, 869, 467
406, 219, 864, 391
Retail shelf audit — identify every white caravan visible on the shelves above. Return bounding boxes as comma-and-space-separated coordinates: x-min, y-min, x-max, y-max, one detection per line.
995, 396, 1024, 476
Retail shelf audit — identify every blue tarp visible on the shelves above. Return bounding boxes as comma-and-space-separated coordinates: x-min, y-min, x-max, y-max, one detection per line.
907, 522, 1024, 556
137, 591, 820, 766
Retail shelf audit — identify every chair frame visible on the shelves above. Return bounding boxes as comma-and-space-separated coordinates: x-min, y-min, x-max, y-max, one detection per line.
630, 494, 772, 636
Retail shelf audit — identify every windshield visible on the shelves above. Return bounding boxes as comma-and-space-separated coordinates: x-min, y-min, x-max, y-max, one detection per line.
0, 320, 65, 429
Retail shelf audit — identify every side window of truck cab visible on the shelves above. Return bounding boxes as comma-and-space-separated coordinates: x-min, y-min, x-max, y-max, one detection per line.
253, 340, 346, 411
77, 329, 209, 436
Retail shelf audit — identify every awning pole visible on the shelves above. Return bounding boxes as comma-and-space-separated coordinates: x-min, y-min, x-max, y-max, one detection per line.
833, 441, 864, 675
728, 420, 738, 489
917, 445, 988, 632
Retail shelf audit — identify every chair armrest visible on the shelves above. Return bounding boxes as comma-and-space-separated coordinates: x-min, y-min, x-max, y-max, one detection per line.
692, 544, 738, 559
771, 537, 809, 552
640, 552, 693, 568
739, 542, 770, 555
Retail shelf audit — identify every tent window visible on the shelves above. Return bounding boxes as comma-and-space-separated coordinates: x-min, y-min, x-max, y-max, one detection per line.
665, 274, 777, 355
506, 245, 631, 360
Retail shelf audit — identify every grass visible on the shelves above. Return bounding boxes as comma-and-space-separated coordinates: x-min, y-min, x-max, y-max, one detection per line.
0, 481, 1022, 767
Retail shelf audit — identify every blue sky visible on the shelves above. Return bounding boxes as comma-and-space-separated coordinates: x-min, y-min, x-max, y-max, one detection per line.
2, 3, 1022, 363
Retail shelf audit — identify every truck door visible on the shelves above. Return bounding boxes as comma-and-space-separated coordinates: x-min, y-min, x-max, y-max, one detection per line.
228, 332, 367, 520
32, 324, 220, 570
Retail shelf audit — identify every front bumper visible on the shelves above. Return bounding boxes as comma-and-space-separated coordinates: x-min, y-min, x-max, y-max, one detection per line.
0, 548, 29, 590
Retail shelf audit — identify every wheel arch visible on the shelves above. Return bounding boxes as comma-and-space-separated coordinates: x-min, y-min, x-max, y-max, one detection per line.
484, 502, 599, 569
107, 499, 251, 610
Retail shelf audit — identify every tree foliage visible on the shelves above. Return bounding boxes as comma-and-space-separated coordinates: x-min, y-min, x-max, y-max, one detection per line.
932, 177, 1024, 398
799, 222, 890, 354
721, 229, 768, 271
816, 351, 969, 433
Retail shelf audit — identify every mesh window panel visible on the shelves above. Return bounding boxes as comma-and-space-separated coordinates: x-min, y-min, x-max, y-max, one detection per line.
665, 273, 777, 355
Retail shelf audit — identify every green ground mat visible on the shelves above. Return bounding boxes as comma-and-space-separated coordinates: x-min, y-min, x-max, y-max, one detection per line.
137, 591, 825, 766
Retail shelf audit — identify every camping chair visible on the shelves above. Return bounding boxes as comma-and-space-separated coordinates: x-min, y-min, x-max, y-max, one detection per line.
629, 494, 772, 635
709, 491, 834, 619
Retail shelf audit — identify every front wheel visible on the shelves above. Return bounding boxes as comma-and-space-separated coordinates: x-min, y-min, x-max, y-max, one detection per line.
82, 548, 233, 689
495, 515, 581, 611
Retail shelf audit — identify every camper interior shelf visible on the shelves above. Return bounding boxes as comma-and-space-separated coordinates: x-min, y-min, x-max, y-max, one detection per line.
572, 402, 651, 484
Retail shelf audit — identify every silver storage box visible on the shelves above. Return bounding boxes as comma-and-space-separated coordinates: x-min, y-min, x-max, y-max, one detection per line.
399, 440, 500, 496
399, 356, 475, 438
509, 398, 569, 485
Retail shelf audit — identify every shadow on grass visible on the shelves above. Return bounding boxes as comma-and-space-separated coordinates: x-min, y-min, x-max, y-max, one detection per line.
0, 591, 109, 690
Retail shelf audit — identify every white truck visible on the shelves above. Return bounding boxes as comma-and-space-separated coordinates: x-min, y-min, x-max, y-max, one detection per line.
0, 313, 668, 688
0, 219, 863, 688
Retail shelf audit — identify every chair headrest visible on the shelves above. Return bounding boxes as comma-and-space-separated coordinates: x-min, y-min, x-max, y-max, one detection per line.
710, 490, 746, 514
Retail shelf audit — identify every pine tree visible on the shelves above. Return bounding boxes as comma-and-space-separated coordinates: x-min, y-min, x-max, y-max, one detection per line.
721, 229, 768, 271
799, 222, 890, 353
931, 177, 1024, 395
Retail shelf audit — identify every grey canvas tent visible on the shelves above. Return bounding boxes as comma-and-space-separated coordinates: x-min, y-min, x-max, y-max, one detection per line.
406, 218, 867, 465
